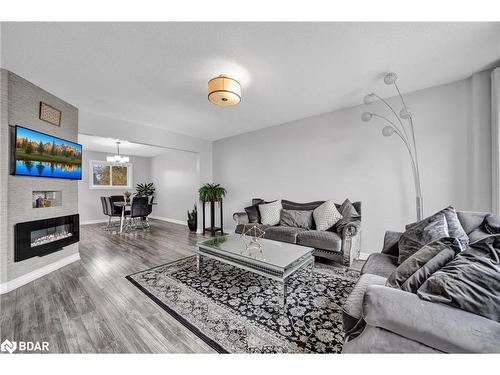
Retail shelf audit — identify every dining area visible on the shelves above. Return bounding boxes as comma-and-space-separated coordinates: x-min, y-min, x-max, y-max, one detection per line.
100, 194, 156, 233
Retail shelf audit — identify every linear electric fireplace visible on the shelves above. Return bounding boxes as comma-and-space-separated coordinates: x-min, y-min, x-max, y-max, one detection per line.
15, 214, 79, 262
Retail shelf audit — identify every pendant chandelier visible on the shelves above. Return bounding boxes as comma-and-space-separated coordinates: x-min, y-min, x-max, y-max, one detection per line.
208, 74, 241, 106
107, 141, 129, 163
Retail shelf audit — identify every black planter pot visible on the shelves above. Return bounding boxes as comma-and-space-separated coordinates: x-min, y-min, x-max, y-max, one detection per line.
187, 220, 197, 232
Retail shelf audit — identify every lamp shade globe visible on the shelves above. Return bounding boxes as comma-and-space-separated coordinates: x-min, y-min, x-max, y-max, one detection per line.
382, 126, 395, 137
361, 112, 373, 122
363, 93, 376, 105
384, 72, 398, 85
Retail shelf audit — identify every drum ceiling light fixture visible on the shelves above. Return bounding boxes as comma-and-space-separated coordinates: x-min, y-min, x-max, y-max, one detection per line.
208, 75, 241, 106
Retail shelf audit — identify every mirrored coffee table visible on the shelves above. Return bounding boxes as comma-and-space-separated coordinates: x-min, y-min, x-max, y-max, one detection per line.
197, 234, 314, 307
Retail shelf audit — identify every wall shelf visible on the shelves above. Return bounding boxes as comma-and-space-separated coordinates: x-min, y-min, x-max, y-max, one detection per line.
32, 191, 62, 208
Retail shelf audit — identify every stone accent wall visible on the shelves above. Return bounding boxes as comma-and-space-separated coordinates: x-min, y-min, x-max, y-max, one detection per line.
0, 69, 79, 284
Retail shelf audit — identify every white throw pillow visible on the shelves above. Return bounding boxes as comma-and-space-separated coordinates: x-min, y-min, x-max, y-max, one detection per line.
259, 200, 282, 226
313, 200, 343, 231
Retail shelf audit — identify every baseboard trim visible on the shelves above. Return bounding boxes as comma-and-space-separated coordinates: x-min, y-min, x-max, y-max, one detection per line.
81, 218, 109, 225
357, 252, 370, 261
0, 253, 80, 294
149, 215, 187, 226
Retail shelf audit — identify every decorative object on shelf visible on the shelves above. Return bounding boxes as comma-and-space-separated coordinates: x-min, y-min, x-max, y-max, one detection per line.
208, 75, 241, 106
135, 182, 155, 197
123, 191, 132, 204
361, 72, 424, 221
39, 101, 62, 126
32, 190, 62, 208
241, 224, 265, 253
187, 204, 197, 232
199, 183, 226, 236
107, 141, 130, 164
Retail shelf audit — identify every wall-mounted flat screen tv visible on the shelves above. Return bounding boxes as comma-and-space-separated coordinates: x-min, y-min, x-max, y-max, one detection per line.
13, 125, 82, 180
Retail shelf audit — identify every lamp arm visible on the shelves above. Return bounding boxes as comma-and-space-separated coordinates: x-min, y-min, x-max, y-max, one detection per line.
372, 114, 420, 198
372, 93, 411, 146
393, 82, 422, 198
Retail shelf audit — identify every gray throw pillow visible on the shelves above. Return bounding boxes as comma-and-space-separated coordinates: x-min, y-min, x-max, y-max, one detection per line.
417, 234, 500, 322
279, 209, 313, 229
336, 198, 361, 235
398, 213, 449, 264
407, 206, 469, 249
244, 205, 261, 223
484, 214, 500, 234
386, 237, 461, 293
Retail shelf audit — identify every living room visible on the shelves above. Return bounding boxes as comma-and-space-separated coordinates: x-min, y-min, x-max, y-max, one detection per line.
0, 1, 499, 372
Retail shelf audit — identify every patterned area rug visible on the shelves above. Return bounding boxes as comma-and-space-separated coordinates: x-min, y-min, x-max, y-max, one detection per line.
126, 255, 359, 353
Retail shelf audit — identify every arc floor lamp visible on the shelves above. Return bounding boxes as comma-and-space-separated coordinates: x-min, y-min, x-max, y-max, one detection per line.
362, 72, 424, 221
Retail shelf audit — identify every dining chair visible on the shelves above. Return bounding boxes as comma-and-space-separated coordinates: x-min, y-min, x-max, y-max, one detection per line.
127, 196, 150, 231
101, 196, 120, 230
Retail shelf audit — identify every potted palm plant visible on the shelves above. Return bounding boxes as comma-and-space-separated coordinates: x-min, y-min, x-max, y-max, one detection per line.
136, 182, 155, 197
198, 183, 226, 202
198, 183, 226, 236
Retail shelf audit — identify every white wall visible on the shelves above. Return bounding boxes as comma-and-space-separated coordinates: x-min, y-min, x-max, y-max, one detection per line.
213, 75, 492, 254
78, 150, 152, 224
151, 149, 198, 223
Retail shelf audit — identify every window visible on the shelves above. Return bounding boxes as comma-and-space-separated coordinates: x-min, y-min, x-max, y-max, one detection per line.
90, 161, 133, 189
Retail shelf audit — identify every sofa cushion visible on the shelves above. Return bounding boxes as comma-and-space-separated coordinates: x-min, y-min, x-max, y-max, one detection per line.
244, 204, 261, 223
408, 206, 469, 249
279, 209, 313, 229
418, 234, 500, 322
335, 198, 361, 235
296, 230, 342, 252
361, 253, 399, 278
342, 273, 387, 333
258, 200, 282, 226
281, 199, 325, 211
386, 237, 461, 293
398, 213, 449, 264
263, 226, 307, 244
313, 200, 343, 231
235, 223, 270, 235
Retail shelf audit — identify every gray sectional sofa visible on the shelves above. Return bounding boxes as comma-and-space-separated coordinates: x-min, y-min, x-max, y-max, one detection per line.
342, 210, 500, 353
233, 199, 361, 266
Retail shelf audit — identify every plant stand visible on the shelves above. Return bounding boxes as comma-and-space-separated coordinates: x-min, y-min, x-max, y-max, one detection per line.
202, 200, 224, 237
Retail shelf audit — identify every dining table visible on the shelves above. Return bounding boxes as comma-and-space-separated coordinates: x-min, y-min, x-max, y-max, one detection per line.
113, 201, 157, 233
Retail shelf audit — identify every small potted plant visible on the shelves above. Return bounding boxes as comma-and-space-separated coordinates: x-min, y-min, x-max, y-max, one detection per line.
136, 182, 155, 197
198, 183, 226, 202
123, 191, 132, 204
187, 204, 197, 232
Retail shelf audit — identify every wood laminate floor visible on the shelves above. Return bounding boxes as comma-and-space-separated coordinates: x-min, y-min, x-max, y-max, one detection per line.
0, 220, 216, 353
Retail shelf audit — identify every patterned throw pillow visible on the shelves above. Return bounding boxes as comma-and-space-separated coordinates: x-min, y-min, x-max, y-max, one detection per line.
313, 200, 343, 231
258, 200, 282, 226
398, 213, 449, 264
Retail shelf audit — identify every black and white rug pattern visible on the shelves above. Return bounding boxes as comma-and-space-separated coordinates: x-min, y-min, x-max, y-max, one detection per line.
127, 256, 359, 353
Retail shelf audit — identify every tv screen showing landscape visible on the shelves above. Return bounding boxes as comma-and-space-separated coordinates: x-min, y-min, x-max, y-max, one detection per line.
14, 126, 82, 179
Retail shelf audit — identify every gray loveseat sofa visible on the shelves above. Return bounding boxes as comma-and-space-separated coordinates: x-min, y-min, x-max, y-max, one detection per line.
233, 199, 361, 266
342, 210, 500, 353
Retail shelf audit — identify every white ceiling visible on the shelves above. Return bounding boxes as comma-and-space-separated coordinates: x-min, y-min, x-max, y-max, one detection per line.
2, 22, 500, 141
78, 133, 168, 157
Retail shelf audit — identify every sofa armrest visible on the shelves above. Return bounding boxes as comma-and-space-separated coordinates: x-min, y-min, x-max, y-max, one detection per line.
233, 212, 249, 225
362, 285, 500, 353
341, 221, 361, 267
343, 220, 360, 238
381, 231, 402, 256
